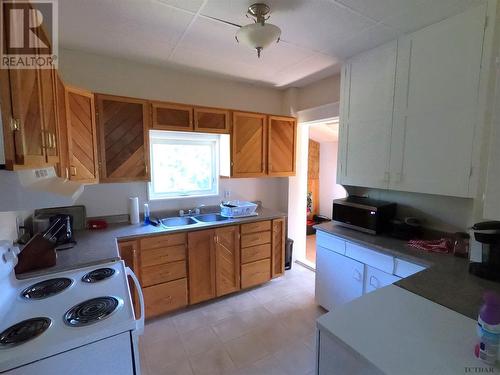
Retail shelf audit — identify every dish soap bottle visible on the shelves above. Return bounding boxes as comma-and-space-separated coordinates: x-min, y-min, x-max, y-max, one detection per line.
475, 292, 500, 365
143, 203, 150, 225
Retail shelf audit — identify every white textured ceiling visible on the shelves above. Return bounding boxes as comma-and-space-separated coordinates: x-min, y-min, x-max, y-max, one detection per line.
59, 0, 485, 88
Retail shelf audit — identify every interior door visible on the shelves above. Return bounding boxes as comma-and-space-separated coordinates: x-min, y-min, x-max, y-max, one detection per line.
232, 111, 267, 177
338, 41, 397, 189
215, 226, 240, 297
65, 86, 99, 183
390, 5, 487, 197
188, 229, 216, 304
95, 94, 150, 182
315, 246, 364, 311
268, 116, 296, 176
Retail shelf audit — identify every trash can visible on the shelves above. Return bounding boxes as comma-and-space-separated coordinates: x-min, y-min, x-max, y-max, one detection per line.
285, 238, 293, 270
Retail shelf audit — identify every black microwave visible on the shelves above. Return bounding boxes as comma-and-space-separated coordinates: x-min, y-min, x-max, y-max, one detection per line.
332, 197, 397, 235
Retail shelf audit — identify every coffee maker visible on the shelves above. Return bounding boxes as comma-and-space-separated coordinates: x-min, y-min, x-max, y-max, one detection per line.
469, 221, 500, 281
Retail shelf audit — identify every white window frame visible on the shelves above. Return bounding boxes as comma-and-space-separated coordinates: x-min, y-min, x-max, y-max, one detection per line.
148, 130, 220, 200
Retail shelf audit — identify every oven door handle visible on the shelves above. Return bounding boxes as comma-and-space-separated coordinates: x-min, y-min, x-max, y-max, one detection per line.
125, 266, 145, 335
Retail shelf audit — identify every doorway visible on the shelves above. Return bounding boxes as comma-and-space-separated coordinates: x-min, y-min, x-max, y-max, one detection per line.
288, 116, 347, 269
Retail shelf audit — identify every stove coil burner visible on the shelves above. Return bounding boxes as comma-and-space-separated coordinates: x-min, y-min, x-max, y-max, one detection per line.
64, 297, 120, 327
81, 268, 116, 283
0, 317, 51, 347
21, 278, 72, 300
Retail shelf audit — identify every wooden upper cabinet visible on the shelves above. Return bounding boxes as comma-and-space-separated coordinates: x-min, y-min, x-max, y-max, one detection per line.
39, 68, 60, 165
188, 229, 216, 304
151, 101, 193, 131
55, 73, 69, 178
268, 116, 296, 176
215, 226, 240, 297
6, 68, 47, 167
65, 86, 99, 183
271, 218, 285, 278
194, 107, 230, 133
232, 112, 267, 177
95, 94, 150, 182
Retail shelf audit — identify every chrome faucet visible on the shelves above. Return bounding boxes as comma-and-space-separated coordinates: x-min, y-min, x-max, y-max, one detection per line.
179, 205, 205, 217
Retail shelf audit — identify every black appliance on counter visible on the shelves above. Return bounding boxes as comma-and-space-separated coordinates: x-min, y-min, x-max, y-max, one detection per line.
469, 221, 500, 281
332, 197, 397, 235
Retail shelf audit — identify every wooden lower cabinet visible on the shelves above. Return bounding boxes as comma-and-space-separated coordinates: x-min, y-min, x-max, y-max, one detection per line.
119, 219, 285, 319
272, 218, 286, 278
241, 259, 271, 289
215, 226, 240, 297
141, 260, 187, 287
241, 243, 271, 264
143, 279, 188, 318
188, 229, 216, 304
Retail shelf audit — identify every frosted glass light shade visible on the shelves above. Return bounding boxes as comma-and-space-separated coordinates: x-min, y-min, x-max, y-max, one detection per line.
236, 23, 281, 55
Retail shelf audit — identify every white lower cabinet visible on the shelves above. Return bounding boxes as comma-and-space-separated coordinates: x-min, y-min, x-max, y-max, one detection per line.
317, 329, 384, 375
364, 265, 401, 294
315, 231, 425, 311
316, 245, 364, 311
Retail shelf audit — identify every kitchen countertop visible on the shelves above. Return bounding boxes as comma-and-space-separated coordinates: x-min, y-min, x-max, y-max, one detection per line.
314, 222, 500, 320
317, 285, 483, 375
17, 207, 285, 279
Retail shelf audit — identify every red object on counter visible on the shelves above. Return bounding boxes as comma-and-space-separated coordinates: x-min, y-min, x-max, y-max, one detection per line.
87, 219, 108, 230
407, 238, 453, 253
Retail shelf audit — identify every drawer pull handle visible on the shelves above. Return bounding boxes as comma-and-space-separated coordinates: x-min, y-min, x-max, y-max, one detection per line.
369, 276, 379, 288
164, 296, 173, 304
353, 269, 362, 282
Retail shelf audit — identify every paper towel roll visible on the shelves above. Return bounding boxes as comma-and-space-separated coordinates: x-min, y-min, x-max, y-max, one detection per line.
129, 197, 140, 224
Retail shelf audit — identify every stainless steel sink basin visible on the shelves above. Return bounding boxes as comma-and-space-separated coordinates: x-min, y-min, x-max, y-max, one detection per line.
193, 214, 229, 222
160, 217, 198, 227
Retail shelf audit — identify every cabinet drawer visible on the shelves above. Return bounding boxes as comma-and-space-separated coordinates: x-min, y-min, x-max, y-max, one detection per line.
241, 221, 271, 234
241, 259, 271, 289
143, 278, 188, 318
241, 243, 271, 264
241, 231, 271, 248
394, 258, 426, 278
141, 244, 186, 267
316, 231, 346, 255
345, 242, 394, 274
140, 233, 186, 250
141, 260, 187, 287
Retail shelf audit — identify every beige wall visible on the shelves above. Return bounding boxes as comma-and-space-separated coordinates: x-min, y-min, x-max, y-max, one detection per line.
297, 74, 341, 111
59, 48, 285, 115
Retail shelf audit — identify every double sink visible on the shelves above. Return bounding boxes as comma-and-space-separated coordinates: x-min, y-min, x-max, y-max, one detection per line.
160, 213, 230, 228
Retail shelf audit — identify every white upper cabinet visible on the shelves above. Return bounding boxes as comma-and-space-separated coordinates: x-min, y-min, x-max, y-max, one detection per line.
338, 4, 489, 198
390, 4, 487, 197
338, 41, 397, 189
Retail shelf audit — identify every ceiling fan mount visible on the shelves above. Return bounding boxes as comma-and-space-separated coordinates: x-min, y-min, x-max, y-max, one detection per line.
247, 3, 271, 25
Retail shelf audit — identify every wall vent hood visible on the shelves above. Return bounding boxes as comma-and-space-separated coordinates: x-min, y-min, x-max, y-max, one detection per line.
0, 167, 84, 211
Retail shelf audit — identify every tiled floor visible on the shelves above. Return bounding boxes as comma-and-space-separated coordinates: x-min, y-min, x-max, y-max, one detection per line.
140, 264, 323, 375
306, 235, 316, 265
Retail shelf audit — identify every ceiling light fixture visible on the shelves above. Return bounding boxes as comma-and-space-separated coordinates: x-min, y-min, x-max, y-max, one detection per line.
235, 3, 281, 58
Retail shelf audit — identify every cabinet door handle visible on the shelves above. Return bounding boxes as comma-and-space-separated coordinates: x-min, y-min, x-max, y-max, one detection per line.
369, 275, 379, 288
353, 269, 362, 282
51, 133, 57, 149
70, 166, 77, 176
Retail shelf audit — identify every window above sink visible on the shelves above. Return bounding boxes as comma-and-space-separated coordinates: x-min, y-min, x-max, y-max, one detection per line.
148, 131, 228, 200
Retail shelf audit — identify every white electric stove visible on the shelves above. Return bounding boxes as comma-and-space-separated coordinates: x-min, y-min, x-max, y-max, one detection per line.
0, 242, 144, 374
